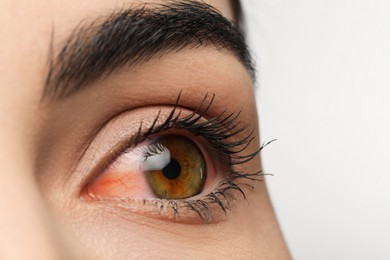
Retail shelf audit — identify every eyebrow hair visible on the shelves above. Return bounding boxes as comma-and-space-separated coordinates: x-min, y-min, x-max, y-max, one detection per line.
43, 0, 255, 100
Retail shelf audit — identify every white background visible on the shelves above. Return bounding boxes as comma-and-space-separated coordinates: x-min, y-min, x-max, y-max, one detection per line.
242, 1, 390, 259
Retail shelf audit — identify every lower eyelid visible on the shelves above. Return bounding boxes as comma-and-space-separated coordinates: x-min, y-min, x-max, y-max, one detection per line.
82, 161, 255, 224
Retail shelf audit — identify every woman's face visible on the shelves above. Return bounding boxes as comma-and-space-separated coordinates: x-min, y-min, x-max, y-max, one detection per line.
0, 0, 289, 258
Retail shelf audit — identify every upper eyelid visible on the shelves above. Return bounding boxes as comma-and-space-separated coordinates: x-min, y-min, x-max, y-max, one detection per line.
70, 93, 260, 201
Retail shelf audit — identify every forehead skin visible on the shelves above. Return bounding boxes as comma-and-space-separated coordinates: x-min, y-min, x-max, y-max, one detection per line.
0, 0, 290, 259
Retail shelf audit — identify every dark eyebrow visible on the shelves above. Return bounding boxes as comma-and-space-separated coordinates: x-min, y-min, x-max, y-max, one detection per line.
43, 0, 255, 100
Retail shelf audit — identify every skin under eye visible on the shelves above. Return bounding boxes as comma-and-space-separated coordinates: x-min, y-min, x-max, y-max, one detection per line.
83, 135, 214, 200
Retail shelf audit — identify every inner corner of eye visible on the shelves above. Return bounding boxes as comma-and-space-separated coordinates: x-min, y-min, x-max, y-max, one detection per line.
81, 134, 219, 202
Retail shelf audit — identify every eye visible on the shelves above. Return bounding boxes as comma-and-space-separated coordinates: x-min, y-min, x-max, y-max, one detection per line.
79, 94, 265, 223
83, 135, 212, 201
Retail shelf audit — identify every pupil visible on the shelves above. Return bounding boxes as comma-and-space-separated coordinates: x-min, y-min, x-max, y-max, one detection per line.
162, 158, 181, 180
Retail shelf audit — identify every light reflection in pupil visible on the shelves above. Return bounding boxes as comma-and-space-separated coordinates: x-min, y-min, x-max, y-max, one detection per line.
162, 158, 181, 180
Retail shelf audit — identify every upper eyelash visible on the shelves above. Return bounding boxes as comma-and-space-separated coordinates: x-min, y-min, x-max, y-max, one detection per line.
134, 92, 262, 166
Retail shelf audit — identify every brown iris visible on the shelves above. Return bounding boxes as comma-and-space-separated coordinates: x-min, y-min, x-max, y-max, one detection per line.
144, 135, 206, 199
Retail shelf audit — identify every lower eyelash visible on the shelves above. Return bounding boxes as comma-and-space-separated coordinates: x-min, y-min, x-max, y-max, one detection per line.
105, 169, 272, 224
